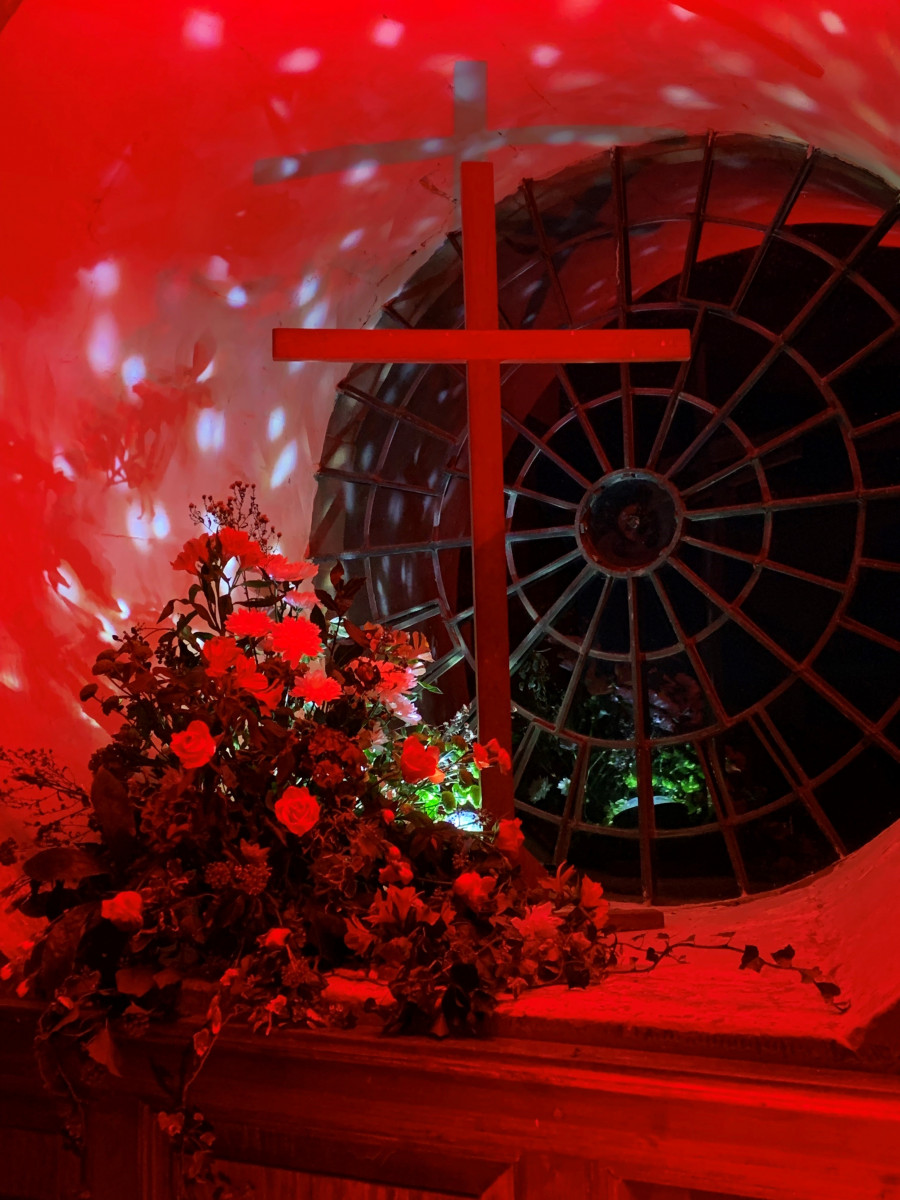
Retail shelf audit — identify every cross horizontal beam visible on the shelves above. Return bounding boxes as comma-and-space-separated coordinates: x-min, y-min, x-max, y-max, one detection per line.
273, 327, 692, 364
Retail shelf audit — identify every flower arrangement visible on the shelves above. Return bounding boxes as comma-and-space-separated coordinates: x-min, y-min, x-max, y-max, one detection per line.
0, 483, 615, 1195
0, 482, 846, 1197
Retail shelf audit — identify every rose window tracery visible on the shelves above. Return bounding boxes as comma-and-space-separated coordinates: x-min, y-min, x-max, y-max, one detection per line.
312, 133, 900, 903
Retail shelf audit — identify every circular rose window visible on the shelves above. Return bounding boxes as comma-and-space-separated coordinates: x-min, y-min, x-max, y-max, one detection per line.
312, 133, 900, 903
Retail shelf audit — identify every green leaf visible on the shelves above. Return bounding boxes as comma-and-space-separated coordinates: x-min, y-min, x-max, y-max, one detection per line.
90, 767, 135, 855
37, 903, 98, 993
86, 1025, 123, 1077
115, 966, 157, 997
815, 980, 842, 1000
739, 944, 764, 972
24, 847, 106, 884
771, 944, 795, 966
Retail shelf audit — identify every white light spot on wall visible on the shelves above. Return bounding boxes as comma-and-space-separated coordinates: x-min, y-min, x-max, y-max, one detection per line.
660, 84, 715, 109
152, 505, 170, 539
226, 285, 248, 307
560, 0, 599, 16
196, 357, 215, 383
97, 614, 117, 644
268, 407, 286, 440
550, 70, 604, 90
52, 453, 76, 481
344, 160, 378, 185
116, 598, 130, 619
0, 665, 22, 691
757, 81, 818, 111
275, 157, 300, 180
78, 260, 120, 298
279, 46, 320, 72
126, 504, 151, 550
294, 273, 319, 305
710, 47, 754, 75
195, 409, 226, 452
270, 97, 290, 119
270, 440, 297, 489
670, 4, 697, 19
372, 18, 404, 46
87, 313, 119, 376
820, 9, 846, 34
531, 44, 561, 67
340, 229, 363, 250
121, 354, 146, 389
547, 129, 577, 144
183, 10, 223, 47
55, 566, 82, 605
206, 255, 229, 281
303, 300, 329, 329
287, 362, 304, 374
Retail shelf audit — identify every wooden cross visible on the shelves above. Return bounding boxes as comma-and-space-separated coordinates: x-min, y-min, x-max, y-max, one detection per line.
273, 160, 690, 820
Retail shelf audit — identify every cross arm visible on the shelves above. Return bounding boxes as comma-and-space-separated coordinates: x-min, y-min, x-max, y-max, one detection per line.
272, 327, 691, 364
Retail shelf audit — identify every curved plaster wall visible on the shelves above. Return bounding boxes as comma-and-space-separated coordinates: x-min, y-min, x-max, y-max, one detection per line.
2, 0, 899, 949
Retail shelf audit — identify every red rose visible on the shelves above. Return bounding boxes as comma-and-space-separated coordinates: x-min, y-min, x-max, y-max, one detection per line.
268, 616, 323, 666
261, 927, 291, 948
171, 720, 217, 769
381, 808, 395, 824
495, 817, 525, 855
101, 890, 144, 929
399, 735, 444, 785
473, 738, 512, 773
225, 608, 274, 637
379, 860, 414, 886
274, 785, 320, 836
453, 870, 496, 910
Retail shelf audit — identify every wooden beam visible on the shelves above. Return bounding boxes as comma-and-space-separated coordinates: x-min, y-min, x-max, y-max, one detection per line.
461, 160, 514, 820
272, 327, 692, 364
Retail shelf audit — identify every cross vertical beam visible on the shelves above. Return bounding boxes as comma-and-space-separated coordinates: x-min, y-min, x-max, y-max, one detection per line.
460, 161, 514, 818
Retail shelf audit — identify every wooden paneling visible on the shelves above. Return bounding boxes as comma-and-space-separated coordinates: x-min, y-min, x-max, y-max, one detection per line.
2, 1002, 900, 1200
0, 1128, 80, 1200
219, 1161, 514, 1200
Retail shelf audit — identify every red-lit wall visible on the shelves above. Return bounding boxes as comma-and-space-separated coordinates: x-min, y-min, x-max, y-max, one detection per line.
2, 0, 899, 888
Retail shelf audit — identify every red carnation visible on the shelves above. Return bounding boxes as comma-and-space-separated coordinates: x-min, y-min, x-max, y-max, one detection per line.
203, 636, 243, 677
274, 785, 320, 837
225, 608, 274, 637
399, 735, 444, 785
511, 902, 562, 943
171, 535, 211, 573
171, 720, 217, 769
269, 616, 323, 666
101, 890, 144, 930
217, 527, 267, 568
291, 668, 343, 705
263, 555, 318, 582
